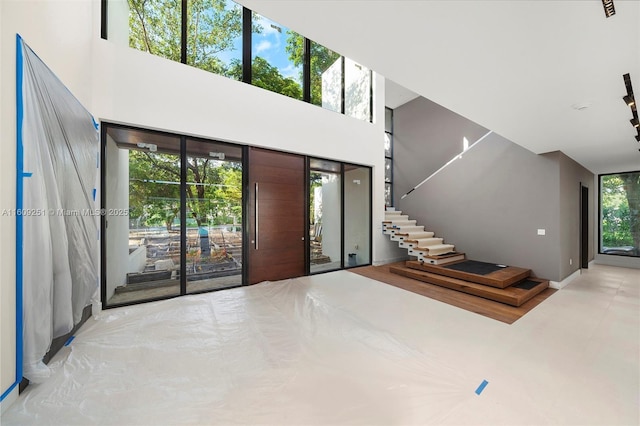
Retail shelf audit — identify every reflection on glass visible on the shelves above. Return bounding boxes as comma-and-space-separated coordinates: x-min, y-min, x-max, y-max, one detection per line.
105, 132, 182, 306
251, 13, 303, 99
312, 42, 342, 112
185, 140, 243, 292
345, 58, 371, 121
186, 0, 243, 80
385, 183, 393, 208
344, 165, 371, 266
309, 159, 342, 273
128, 0, 181, 62
384, 133, 392, 158
600, 172, 640, 257
385, 158, 392, 183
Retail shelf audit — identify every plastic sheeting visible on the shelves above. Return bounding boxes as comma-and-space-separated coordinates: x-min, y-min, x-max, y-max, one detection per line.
17, 36, 99, 383
2, 278, 471, 425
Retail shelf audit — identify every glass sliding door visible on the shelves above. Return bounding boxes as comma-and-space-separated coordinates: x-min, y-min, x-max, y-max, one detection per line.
309, 159, 342, 273
103, 124, 245, 308
104, 127, 182, 306
185, 139, 243, 293
344, 165, 371, 267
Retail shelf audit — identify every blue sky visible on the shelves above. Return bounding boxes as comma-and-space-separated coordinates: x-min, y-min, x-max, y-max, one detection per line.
214, 3, 301, 83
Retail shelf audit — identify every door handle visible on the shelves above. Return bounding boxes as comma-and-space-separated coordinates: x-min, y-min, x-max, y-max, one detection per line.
255, 182, 259, 250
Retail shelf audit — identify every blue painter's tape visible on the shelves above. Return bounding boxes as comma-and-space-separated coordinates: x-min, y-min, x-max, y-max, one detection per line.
3, 33, 27, 404
92, 117, 99, 131
92, 188, 97, 201
23, 172, 32, 177
64, 336, 75, 347
475, 379, 489, 395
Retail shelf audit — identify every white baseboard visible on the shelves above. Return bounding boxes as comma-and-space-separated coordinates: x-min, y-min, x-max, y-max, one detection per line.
549, 268, 581, 289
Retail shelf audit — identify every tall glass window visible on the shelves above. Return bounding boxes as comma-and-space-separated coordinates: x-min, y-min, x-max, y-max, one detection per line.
186, 0, 243, 79
344, 165, 371, 267
309, 159, 342, 273
385, 107, 394, 207
599, 171, 640, 257
185, 139, 243, 293
251, 13, 303, 100
104, 127, 182, 306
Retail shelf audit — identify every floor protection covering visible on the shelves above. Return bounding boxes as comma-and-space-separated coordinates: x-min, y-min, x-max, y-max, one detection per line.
4, 279, 471, 425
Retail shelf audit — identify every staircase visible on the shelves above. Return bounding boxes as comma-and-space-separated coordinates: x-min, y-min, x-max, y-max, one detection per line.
383, 210, 550, 307
383, 210, 463, 263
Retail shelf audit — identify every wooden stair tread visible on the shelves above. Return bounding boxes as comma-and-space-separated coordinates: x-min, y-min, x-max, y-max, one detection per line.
405, 260, 530, 289
389, 264, 549, 307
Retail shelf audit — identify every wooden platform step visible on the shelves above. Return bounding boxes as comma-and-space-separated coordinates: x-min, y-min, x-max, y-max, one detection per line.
389, 263, 549, 307
406, 260, 530, 289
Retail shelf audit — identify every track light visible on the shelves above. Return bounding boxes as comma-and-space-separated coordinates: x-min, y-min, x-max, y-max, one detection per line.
602, 0, 615, 18
636, 134, 640, 142
631, 118, 640, 128
623, 95, 635, 107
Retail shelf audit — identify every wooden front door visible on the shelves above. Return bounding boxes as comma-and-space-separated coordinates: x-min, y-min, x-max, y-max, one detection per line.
247, 148, 306, 284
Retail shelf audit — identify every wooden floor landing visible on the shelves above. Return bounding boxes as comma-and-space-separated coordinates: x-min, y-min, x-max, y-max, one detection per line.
349, 262, 556, 324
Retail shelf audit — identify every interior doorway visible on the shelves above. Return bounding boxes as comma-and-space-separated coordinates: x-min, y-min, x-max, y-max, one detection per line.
580, 184, 589, 269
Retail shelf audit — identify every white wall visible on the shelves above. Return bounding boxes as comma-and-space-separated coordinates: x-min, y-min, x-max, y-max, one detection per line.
1, 0, 95, 407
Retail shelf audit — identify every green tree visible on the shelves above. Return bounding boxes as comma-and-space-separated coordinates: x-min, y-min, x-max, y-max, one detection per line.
129, 150, 243, 229
620, 172, 640, 253
129, 0, 243, 77
601, 173, 640, 254
129, 150, 181, 230
228, 56, 302, 99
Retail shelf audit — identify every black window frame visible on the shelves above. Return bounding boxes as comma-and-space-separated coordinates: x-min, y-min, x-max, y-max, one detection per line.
384, 107, 394, 207
598, 170, 640, 258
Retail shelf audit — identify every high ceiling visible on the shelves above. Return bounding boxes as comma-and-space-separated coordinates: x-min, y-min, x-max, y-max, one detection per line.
239, 0, 640, 174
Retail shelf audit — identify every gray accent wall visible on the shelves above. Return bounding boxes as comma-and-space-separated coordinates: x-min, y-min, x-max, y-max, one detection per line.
557, 152, 595, 279
394, 96, 595, 282
393, 97, 489, 204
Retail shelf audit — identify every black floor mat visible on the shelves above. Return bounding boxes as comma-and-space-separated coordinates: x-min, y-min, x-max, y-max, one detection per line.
443, 260, 507, 275
512, 279, 541, 291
